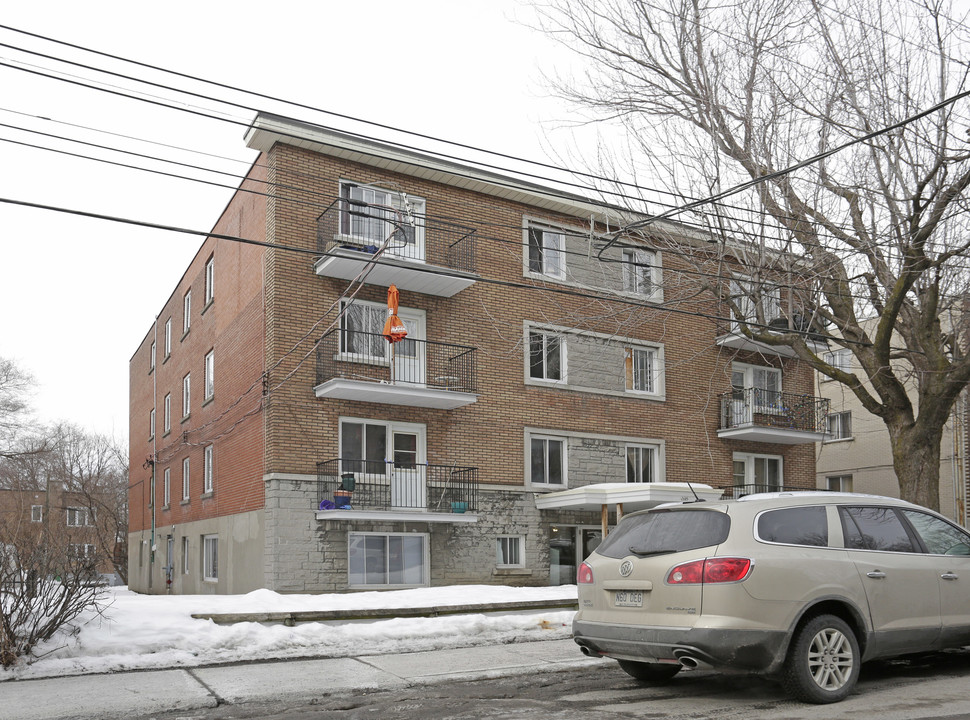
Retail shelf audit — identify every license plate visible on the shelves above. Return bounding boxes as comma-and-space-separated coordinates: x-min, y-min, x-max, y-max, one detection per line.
614, 590, 643, 608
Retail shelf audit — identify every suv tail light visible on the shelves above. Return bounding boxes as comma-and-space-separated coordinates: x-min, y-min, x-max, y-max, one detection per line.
577, 562, 594, 584
666, 557, 751, 584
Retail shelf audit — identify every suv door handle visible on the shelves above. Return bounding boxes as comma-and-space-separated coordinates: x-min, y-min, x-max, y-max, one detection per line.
941, 572, 959, 581
866, 571, 887, 579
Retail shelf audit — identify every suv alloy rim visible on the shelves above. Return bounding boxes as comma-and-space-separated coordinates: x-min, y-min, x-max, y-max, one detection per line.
807, 627, 854, 691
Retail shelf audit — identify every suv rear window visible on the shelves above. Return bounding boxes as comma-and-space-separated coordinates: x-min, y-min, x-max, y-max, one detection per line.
757, 506, 828, 546
595, 509, 730, 559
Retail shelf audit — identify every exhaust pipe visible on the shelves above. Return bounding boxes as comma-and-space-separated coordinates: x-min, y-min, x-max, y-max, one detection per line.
579, 645, 596, 657
678, 655, 700, 669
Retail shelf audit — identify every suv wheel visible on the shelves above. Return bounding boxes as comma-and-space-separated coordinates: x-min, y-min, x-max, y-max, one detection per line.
617, 659, 682, 683
782, 614, 859, 703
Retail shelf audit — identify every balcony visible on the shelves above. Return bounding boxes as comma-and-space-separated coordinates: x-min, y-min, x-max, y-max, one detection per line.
716, 316, 829, 358
314, 199, 479, 297
717, 388, 829, 444
316, 459, 479, 523
314, 330, 478, 409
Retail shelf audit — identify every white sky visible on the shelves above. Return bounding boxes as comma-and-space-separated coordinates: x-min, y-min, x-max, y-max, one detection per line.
4, 584, 577, 680
0, 0, 581, 439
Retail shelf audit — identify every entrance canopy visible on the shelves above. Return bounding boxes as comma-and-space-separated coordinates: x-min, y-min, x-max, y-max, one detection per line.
535, 482, 723, 537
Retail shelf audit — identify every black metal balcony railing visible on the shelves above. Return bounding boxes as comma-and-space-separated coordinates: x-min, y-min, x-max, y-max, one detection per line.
317, 329, 477, 393
316, 459, 478, 513
316, 199, 477, 274
719, 388, 829, 434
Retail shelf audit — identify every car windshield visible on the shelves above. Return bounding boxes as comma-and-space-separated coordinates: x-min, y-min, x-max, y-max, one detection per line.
595, 508, 730, 559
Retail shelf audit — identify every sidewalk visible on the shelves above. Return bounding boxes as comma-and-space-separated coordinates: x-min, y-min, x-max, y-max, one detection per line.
2, 638, 606, 720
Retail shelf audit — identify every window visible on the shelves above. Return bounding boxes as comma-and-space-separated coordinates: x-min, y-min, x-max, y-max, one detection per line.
732, 362, 782, 411
339, 183, 426, 261
626, 347, 657, 394
182, 374, 191, 419
164, 318, 172, 357
182, 536, 190, 574
339, 419, 425, 474
150, 408, 155, 439
825, 411, 852, 441
758, 506, 828, 547
69, 543, 96, 559
526, 224, 564, 278
164, 393, 171, 433
340, 300, 388, 359
827, 474, 853, 492
840, 506, 917, 553
348, 532, 428, 587
823, 348, 851, 375
150, 342, 155, 371
531, 435, 566, 486
497, 536, 525, 568
66, 507, 94, 527
597, 509, 730, 559
729, 278, 781, 327
204, 350, 214, 400
163, 468, 170, 507
183, 289, 192, 334
902, 510, 970, 555
203, 534, 218, 581
204, 256, 214, 305
182, 457, 190, 501
529, 330, 563, 381
626, 444, 657, 483
733, 453, 783, 495
203, 445, 213, 494
31, 505, 42, 523
622, 248, 659, 298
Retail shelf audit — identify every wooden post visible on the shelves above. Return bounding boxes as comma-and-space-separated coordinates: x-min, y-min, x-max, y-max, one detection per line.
601, 503, 609, 538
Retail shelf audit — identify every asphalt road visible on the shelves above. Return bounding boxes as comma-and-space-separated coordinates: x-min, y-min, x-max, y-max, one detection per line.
132, 647, 970, 720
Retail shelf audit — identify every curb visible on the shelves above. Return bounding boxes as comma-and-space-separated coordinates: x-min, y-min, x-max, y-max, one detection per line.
192, 599, 579, 626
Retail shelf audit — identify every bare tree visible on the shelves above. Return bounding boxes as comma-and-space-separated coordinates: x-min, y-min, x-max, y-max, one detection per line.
533, 0, 970, 509
0, 358, 46, 461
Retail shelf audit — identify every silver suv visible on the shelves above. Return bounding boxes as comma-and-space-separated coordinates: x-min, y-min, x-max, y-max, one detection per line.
572, 492, 970, 703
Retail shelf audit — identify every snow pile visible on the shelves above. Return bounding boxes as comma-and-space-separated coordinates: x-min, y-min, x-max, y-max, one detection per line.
3, 585, 578, 680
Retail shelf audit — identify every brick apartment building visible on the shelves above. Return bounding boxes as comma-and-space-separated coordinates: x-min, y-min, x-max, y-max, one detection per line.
127, 113, 827, 594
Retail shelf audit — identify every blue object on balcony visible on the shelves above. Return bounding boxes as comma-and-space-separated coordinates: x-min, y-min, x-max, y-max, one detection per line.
319, 499, 335, 511
334, 491, 353, 509
451, 501, 468, 513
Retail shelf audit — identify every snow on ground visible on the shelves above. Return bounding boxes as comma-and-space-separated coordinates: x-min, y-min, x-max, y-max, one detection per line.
2, 585, 578, 681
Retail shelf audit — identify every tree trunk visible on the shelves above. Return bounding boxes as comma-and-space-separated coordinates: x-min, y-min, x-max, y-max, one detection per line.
891, 424, 944, 511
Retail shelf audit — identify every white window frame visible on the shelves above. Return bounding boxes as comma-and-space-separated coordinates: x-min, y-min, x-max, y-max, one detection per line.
496, 536, 525, 568
621, 247, 662, 301
202, 534, 218, 582
69, 543, 96, 559
826, 474, 853, 492
164, 318, 172, 357
626, 346, 659, 395
150, 341, 155, 370
732, 362, 783, 412
338, 418, 426, 474
182, 457, 190, 501
347, 531, 429, 589
163, 468, 171, 507
182, 536, 190, 574
164, 393, 171, 433
31, 505, 42, 523
182, 373, 191, 419
626, 443, 659, 483
203, 445, 213, 494
825, 411, 852, 441
204, 256, 214, 305
183, 289, 192, 334
527, 329, 565, 383
733, 452, 784, 492
150, 408, 155, 439
204, 350, 214, 400
338, 181, 426, 261
822, 348, 852, 378
66, 507, 93, 527
729, 278, 781, 329
529, 434, 567, 488
524, 222, 565, 279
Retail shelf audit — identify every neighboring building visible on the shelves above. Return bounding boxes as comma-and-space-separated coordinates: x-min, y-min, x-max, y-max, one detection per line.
128, 113, 827, 594
815, 343, 968, 526
0, 488, 115, 580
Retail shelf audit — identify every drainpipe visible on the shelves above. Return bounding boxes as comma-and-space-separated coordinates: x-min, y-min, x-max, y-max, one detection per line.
150, 317, 158, 589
